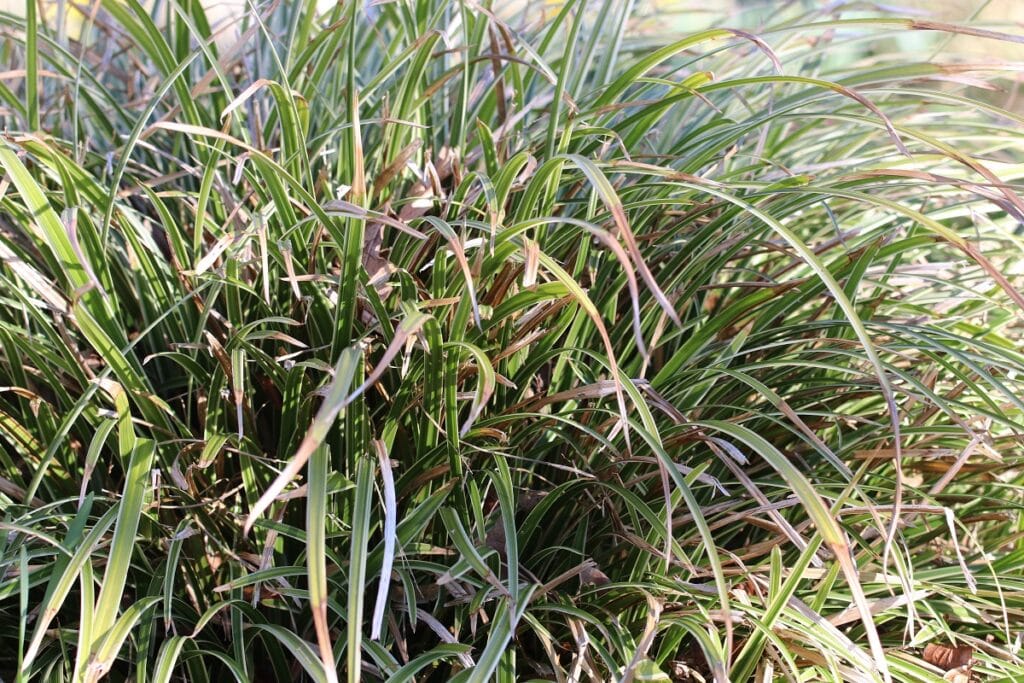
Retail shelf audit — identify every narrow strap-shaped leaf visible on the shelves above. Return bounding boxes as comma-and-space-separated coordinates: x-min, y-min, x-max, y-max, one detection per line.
307, 443, 339, 683
245, 347, 359, 534
249, 623, 329, 683
370, 440, 397, 641
347, 454, 375, 682
151, 636, 189, 683
84, 596, 161, 683
20, 505, 118, 676
92, 438, 156, 641
487, 456, 521, 625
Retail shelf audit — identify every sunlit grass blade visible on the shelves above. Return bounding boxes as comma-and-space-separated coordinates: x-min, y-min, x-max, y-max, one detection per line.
308, 443, 339, 683
245, 347, 359, 534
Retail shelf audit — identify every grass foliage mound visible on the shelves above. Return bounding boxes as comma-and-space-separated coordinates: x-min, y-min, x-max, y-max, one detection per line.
2, 1, 1024, 680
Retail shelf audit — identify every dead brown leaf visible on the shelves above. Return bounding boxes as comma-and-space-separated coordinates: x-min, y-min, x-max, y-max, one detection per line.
923, 643, 973, 671
580, 562, 610, 587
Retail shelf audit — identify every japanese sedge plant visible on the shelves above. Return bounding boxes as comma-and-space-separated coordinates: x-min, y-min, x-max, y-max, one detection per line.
1, 0, 1023, 681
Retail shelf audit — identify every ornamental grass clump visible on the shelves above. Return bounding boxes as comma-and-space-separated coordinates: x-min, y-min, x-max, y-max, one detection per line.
1, 1, 1024, 681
